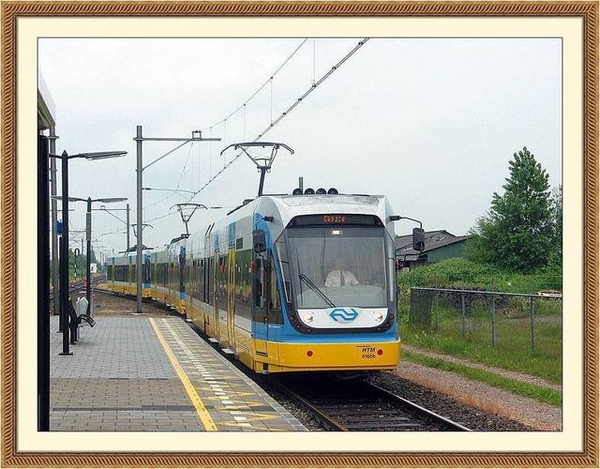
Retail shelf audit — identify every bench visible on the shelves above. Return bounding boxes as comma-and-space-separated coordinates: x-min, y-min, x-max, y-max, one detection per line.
68, 299, 96, 344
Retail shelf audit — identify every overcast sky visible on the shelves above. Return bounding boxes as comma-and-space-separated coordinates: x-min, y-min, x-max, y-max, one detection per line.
38, 38, 562, 258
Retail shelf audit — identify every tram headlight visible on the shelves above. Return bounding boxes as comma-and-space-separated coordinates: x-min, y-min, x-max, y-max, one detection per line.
303, 313, 314, 323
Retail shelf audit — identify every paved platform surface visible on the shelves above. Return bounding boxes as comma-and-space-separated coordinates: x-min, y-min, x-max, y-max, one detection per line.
50, 316, 307, 432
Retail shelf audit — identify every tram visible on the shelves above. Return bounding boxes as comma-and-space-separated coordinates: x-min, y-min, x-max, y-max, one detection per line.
107, 190, 422, 375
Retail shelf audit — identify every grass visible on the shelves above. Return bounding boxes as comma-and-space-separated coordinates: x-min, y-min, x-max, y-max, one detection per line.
401, 322, 562, 384
399, 296, 562, 384
403, 349, 562, 408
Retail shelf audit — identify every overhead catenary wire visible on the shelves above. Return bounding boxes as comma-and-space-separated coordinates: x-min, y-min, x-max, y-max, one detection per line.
135, 38, 370, 230
201, 39, 308, 132
186, 38, 370, 201
142, 140, 197, 215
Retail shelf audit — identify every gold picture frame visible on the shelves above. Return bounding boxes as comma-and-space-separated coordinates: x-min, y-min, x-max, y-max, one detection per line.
2, 1, 598, 467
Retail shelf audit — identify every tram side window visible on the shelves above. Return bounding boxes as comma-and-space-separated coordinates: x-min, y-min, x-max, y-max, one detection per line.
119, 265, 126, 282
162, 263, 168, 287
253, 258, 267, 309
268, 257, 283, 324
143, 260, 151, 284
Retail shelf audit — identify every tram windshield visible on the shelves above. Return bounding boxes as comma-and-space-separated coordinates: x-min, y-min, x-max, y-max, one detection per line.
279, 226, 390, 309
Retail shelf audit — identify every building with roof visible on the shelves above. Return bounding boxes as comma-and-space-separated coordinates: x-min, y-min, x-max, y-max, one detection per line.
38, 71, 56, 131
395, 230, 470, 270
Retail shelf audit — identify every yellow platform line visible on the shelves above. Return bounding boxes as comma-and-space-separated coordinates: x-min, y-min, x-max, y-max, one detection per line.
149, 318, 218, 431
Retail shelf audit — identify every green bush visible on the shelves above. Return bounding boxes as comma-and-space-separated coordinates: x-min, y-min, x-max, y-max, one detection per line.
397, 258, 561, 294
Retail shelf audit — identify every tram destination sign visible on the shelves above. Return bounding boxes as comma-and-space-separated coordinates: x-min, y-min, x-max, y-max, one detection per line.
291, 214, 382, 226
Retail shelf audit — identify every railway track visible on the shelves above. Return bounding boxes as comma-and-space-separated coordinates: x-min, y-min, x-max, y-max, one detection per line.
270, 374, 471, 432
49, 281, 85, 302
49, 274, 110, 301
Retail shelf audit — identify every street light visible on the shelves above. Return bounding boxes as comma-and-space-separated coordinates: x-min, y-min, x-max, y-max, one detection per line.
52, 196, 127, 313
49, 150, 126, 356
70, 196, 127, 315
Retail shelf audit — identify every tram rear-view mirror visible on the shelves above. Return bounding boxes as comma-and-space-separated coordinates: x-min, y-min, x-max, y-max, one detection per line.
412, 227, 425, 252
253, 229, 267, 253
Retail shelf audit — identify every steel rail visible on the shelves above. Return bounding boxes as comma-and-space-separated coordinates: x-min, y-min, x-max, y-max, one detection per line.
269, 378, 349, 431
369, 383, 472, 432
272, 376, 471, 432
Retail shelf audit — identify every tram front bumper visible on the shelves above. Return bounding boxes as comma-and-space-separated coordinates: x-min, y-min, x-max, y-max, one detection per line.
256, 339, 400, 372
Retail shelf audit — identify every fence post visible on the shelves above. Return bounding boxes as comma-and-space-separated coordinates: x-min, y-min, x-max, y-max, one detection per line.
434, 292, 439, 332
461, 291, 466, 335
529, 296, 536, 353
491, 295, 496, 347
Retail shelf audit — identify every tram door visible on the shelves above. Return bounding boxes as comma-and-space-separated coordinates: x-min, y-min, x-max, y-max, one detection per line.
226, 248, 236, 351
203, 224, 213, 334
179, 247, 186, 313
212, 251, 220, 340
202, 258, 210, 333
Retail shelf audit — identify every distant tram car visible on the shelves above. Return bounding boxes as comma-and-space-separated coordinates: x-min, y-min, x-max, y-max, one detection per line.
107, 192, 405, 375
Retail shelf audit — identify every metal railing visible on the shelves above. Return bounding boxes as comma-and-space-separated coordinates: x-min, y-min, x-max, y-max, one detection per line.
406, 287, 562, 354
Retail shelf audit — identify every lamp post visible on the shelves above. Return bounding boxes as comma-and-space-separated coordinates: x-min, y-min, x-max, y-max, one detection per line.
134, 126, 220, 314
49, 150, 127, 356
82, 197, 128, 314
57, 196, 127, 314
49, 129, 59, 317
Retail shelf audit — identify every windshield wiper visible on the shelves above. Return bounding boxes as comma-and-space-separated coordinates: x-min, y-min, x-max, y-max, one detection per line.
298, 273, 336, 308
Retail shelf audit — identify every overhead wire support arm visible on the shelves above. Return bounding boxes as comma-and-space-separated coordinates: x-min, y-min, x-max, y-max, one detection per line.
140, 133, 221, 172
97, 207, 127, 225
134, 126, 221, 315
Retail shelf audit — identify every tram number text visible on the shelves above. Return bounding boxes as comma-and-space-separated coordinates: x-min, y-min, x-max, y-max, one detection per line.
323, 215, 345, 224
361, 346, 376, 359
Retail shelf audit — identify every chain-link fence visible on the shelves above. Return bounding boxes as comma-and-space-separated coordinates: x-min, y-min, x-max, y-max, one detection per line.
407, 287, 562, 356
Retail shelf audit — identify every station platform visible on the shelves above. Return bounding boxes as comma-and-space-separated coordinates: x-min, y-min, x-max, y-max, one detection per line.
49, 315, 307, 432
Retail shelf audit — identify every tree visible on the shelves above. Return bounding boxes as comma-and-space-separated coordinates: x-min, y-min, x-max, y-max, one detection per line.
467, 147, 554, 273
548, 185, 563, 266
